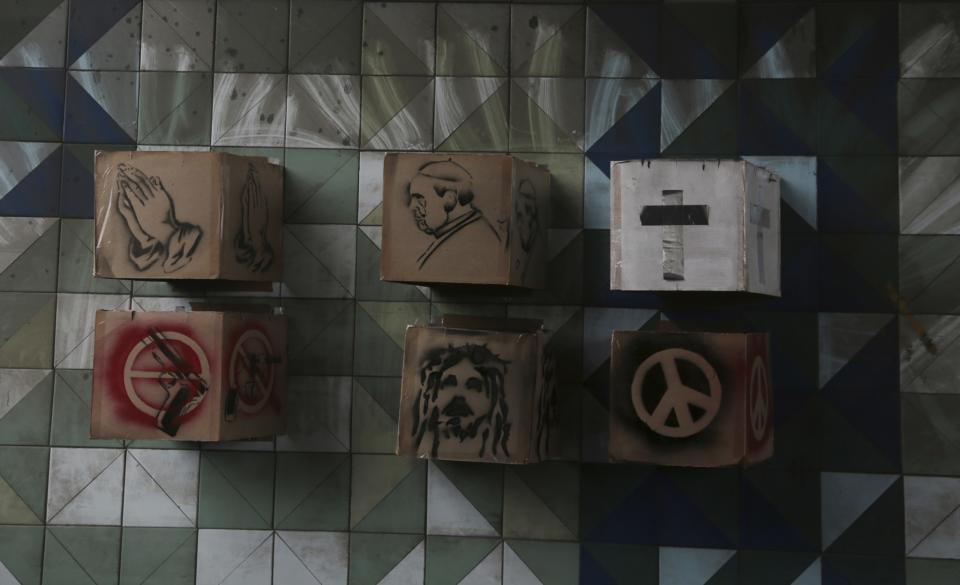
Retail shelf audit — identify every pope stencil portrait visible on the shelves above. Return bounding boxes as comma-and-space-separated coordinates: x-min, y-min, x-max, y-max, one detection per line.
405, 160, 503, 270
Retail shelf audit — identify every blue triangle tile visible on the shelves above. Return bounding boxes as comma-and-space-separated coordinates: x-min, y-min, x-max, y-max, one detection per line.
821, 8, 897, 80
579, 547, 621, 585
817, 158, 897, 234
661, 4, 737, 78
586, 475, 659, 544
58, 147, 94, 218
591, 4, 660, 75
740, 477, 817, 551
586, 84, 660, 176
738, 82, 815, 155
657, 474, 736, 548
0, 145, 61, 217
64, 75, 135, 144
584, 358, 610, 408
0, 69, 65, 138
67, 0, 141, 65
740, 3, 813, 72
822, 78, 897, 152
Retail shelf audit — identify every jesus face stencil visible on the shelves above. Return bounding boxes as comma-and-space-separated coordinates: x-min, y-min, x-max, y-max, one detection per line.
412, 343, 511, 459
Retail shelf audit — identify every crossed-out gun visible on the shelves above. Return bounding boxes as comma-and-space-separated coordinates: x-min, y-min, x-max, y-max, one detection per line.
146, 329, 209, 436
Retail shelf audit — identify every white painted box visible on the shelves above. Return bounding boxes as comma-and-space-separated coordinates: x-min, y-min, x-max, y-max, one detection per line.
611, 159, 781, 296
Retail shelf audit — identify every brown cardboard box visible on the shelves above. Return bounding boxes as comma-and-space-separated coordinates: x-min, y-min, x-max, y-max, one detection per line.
609, 330, 773, 466
94, 151, 283, 281
91, 309, 287, 441
381, 153, 550, 288
396, 315, 560, 463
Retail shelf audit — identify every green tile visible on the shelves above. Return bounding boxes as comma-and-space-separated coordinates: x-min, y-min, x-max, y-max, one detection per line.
503, 462, 579, 540
285, 149, 358, 224
215, 0, 289, 73
44, 526, 120, 585
275, 452, 350, 530
59, 220, 133, 292
120, 527, 197, 585
907, 559, 960, 585
353, 301, 430, 377
0, 369, 52, 445
0, 292, 55, 368
289, 0, 362, 74
351, 454, 425, 533
198, 450, 275, 529
282, 299, 355, 375
350, 533, 423, 585
434, 461, 504, 534
0, 446, 48, 524
138, 72, 213, 145
426, 535, 499, 585
351, 377, 400, 454
0, 525, 43, 585
51, 370, 122, 447
506, 540, 579, 585
0, 219, 59, 292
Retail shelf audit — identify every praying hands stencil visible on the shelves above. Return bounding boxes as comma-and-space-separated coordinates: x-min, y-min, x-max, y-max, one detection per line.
115, 163, 202, 273
234, 164, 274, 273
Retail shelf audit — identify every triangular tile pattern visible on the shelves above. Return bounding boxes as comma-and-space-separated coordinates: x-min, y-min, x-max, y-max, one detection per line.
47, 447, 123, 525
1, 525, 44, 584
363, 78, 435, 151
54, 293, 129, 369
512, 77, 584, 152
278, 376, 351, 452
289, 0, 362, 74
0, 142, 61, 213
742, 6, 816, 78
506, 540, 579, 585
587, 4, 659, 78
434, 76, 506, 148
274, 531, 348, 585
0, 218, 59, 290
660, 79, 734, 151
283, 224, 357, 298
351, 454, 424, 530
66, 0, 140, 67
211, 73, 287, 147
0, 447, 48, 525
818, 313, 895, 389
427, 462, 499, 537
120, 527, 197, 585
215, 0, 288, 73
899, 156, 960, 235
198, 451, 275, 530
511, 5, 584, 77
0, 293, 56, 369
196, 529, 273, 585
585, 78, 659, 150
44, 525, 120, 585
140, 0, 214, 71
350, 533, 423, 585
581, 542, 658, 585
364, 2, 435, 75
437, 3, 508, 76
504, 542, 543, 585
0, 68, 65, 141
65, 71, 138, 143
138, 71, 213, 145
284, 149, 359, 223
286, 74, 360, 149
70, 1, 141, 70
503, 466, 578, 540
740, 471, 821, 552
0, 369, 53, 444
460, 543, 502, 585
274, 453, 349, 530
122, 449, 198, 527
820, 472, 898, 549
377, 540, 425, 585
660, 547, 736, 585
0, 0, 66, 67
792, 558, 821, 585
905, 476, 960, 558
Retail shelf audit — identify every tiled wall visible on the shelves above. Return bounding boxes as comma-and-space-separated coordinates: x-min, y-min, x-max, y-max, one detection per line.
0, 0, 958, 583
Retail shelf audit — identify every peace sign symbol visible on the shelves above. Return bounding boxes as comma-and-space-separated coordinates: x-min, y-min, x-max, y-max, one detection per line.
749, 356, 769, 441
630, 348, 722, 438
228, 329, 275, 414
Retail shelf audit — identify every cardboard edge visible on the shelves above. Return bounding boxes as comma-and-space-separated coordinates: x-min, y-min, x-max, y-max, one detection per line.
610, 161, 623, 290
89, 309, 109, 439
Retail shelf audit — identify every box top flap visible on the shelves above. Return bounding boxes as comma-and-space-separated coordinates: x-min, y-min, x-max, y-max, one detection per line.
439, 314, 543, 333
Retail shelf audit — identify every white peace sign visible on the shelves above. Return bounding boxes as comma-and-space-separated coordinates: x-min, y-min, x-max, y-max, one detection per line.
630, 348, 722, 438
749, 356, 770, 441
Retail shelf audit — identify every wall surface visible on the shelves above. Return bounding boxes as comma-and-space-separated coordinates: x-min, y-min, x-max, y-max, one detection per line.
0, 0, 958, 583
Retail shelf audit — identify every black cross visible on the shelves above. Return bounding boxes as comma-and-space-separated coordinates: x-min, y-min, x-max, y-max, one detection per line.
640, 190, 709, 281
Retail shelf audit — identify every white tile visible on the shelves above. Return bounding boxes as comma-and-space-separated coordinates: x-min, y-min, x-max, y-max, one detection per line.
47, 447, 124, 525
123, 449, 199, 527
273, 531, 348, 585
197, 529, 273, 585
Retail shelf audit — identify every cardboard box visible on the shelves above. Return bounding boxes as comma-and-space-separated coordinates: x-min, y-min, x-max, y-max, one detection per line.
94, 151, 283, 281
396, 315, 561, 463
611, 159, 780, 295
381, 153, 550, 288
91, 309, 287, 441
609, 330, 773, 467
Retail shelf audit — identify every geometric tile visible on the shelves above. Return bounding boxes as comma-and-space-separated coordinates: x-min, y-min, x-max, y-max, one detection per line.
197, 451, 275, 530
67, 0, 141, 70
511, 5, 584, 77
214, 0, 288, 73
282, 224, 356, 298
584, 77, 658, 153
0, 292, 56, 369
660, 79, 736, 154
425, 536, 500, 585
902, 393, 960, 476
900, 236, 960, 314
900, 156, 960, 235
43, 525, 121, 585
282, 299, 355, 376
351, 454, 425, 534
137, 71, 213, 145
122, 449, 198, 527
0, 0, 66, 68
0, 446, 48, 525
59, 142, 135, 219
900, 79, 960, 156
900, 3, 960, 78
905, 476, 960, 559
900, 315, 960, 395
818, 312, 895, 390
741, 469, 821, 552
286, 75, 360, 148
274, 531, 348, 585
0, 525, 43, 585
818, 2, 898, 79
283, 149, 358, 224
0, 217, 59, 292
0, 70, 65, 141
350, 533, 423, 585
819, 78, 897, 155
504, 541, 579, 585
351, 376, 400, 454
503, 463, 579, 541
277, 376, 351, 452
434, 76, 508, 152
357, 151, 385, 225
427, 461, 501, 537
119, 527, 197, 585
53, 293, 129, 369
821, 554, 904, 585
907, 559, 960, 585
46, 446, 123, 525
65, 70, 139, 143
275, 453, 350, 530
660, 1, 737, 78
353, 301, 430, 376
586, 4, 659, 78
140, 0, 215, 71
436, 2, 508, 77
211, 73, 287, 147
57, 218, 131, 294
739, 79, 818, 155
289, 0, 362, 74
50, 369, 123, 448
196, 529, 273, 585
361, 2, 435, 76
510, 77, 584, 153
360, 76, 434, 151
740, 4, 815, 79
820, 472, 901, 553
0, 142, 61, 217
0, 368, 53, 445
659, 546, 736, 585
581, 543, 659, 585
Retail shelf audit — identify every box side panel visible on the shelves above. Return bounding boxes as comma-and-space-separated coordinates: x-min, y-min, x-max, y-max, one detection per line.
90, 310, 223, 441
610, 161, 624, 289
744, 333, 774, 464
397, 325, 536, 464
509, 160, 550, 289
381, 153, 513, 285
93, 151, 220, 279
218, 312, 287, 441
744, 162, 782, 296
615, 159, 743, 292
218, 156, 284, 281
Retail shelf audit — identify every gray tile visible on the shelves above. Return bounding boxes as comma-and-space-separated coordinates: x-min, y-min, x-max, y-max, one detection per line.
900, 79, 960, 156
901, 3, 960, 78
901, 157, 960, 235
289, 0, 361, 74
286, 75, 360, 149
140, 0, 215, 71
215, 0, 289, 73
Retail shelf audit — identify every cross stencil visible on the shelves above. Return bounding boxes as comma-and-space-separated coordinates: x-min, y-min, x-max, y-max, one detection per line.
750, 204, 771, 285
640, 190, 709, 281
